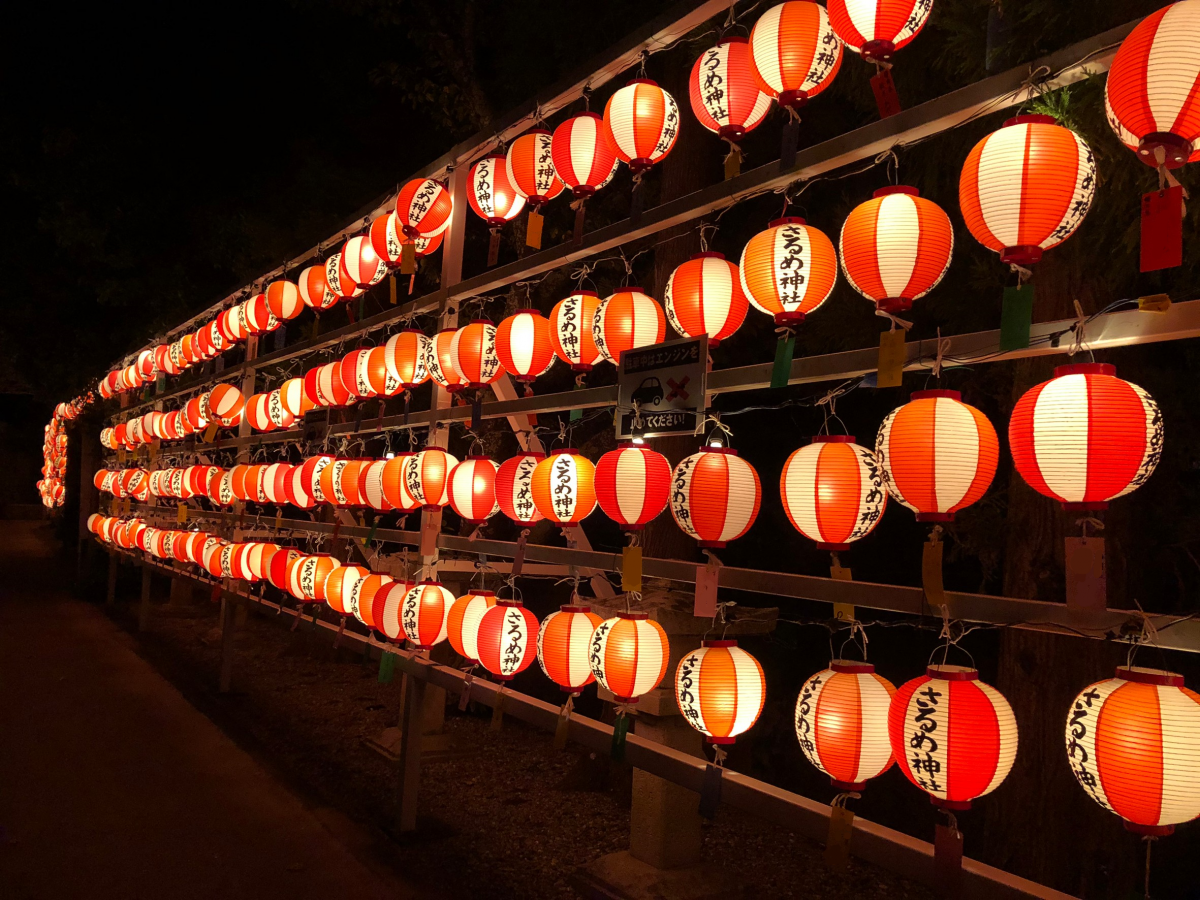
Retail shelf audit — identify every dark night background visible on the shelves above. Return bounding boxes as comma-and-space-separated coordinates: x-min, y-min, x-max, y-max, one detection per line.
5, 1, 1200, 897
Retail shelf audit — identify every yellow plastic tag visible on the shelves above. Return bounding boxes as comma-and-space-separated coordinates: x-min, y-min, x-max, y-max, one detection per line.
724, 150, 741, 180
1138, 293, 1171, 313
526, 210, 544, 250
389, 275, 397, 305
203, 422, 219, 443
621, 545, 642, 592
400, 242, 417, 275
825, 805, 855, 871
176, 503, 187, 524
922, 538, 945, 606
274, 509, 283, 533
830, 564, 852, 582
117, 448, 126, 463
876, 329, 906, 388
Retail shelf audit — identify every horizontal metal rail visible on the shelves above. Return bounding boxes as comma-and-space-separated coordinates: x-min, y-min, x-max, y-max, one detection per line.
120, 546, 1070, 899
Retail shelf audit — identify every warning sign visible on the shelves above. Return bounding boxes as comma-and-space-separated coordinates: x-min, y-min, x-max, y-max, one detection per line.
615, 335, 707, 440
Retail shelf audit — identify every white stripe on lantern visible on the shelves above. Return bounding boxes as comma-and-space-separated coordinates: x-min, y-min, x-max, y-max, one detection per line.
606, 87, 639, 160
975, 123, 1027, 249
701, 49, 733, 127
556, 454, 580, 522
509, 312, 537, 374
1064, 677, 1121, 814
498, 607, 530, 677
1156, 684, 1200, 825
381, 587, 404, 641
782, 444, 823, 541
1032, 374, 1090, 503
670, 459, 700, 541
702, 256, 734, 333
904, 684, 950, 800
567, 617, 593, 687
932, 397, 980, 512
569, 116, 600, 184
1147, 3, 1200, 131
614, 447, 649, 525
722, 455, 759, 540
750, 5, 785, 93
855, 675, 895, 784
1050, 134, 1094, 252
459, 596, 491, 661
876, 193, 921, 298
844, 0, 878, 43
632, 620, 665, 697
895, 0, 927, 45
795, 670, 829, 774
631, 293, 661, 347
731, 650, 766, 736
976, 680, 1019, 796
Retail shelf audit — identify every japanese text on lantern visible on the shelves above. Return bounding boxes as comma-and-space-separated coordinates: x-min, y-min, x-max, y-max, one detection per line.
908, 685, 943, 793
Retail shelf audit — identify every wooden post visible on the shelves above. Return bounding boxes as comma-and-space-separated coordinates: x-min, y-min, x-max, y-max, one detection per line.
396, 668, 427, 832
218, 588, 237, 694
138, 564, 152, 632
105, 550, 118, 606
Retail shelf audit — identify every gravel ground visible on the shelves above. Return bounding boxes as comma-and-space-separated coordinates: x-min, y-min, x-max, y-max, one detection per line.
112, 579, 932, 900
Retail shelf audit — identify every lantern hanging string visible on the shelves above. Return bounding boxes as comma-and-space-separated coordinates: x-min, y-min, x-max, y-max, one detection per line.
875, 307, 913, 332
1068, 299, 1094, 360
931, 328, 952, 381
1076, 516, 1104, 539
816, 386, 850, 436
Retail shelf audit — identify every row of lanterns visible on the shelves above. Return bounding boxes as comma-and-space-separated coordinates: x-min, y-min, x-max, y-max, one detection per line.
86, 509, 1200, 834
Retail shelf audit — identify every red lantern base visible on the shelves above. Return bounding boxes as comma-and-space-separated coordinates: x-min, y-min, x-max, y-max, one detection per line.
816, 542, 851, 551
707, 736, 736, 746
1125, 821, 1174, 837
572, 185, 597, 199
1000, 245, 1043, 267
1138, 132, 1192, 170
876, 296, 913, 314
773, 311, 806, 326
629, 157, 655, 175
777, 89, 810, 110
930, 796, 972, 811
860, 39, 897, 62
915, 512, 954, 523
1062, 501, 1108, 512
698, 540, 727, 549
717, 124, 746, 143
832, 778, 866, 792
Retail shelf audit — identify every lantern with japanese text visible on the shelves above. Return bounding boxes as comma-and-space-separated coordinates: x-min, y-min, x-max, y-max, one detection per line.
405, 448, 459, 511
675, 641, 766, 744
425, 329, 468, 393
394, 178, 454, 240
349, 572, 396, 631
669, 447, 761, 548
244, 294, 279, 335
589, 613, 670, 703
496, 310, 556, 383
748, 1, 843, 111
550, 291, 603, 371
827, 0, 933, 62
551, 112, 619, 198
266, 389, 295, 429
359, 460, 392, 512
380, 453, 421, 513
266, 547, 300, 591
288, 554, 342, 603
495, 453, 545, 526
341, 235, 387, 290
592, 289, 666, 365
324, 565, 368, 616
299, 455, 335, 505
447, 590, 498, 662
339, 348, 377, 401
538, 605, 603, 692
531, 450, 597, 526
1009, 364, 1163, 510
384, 330, 431, 392
796, 660, 896, 790
369, 212, 405, 267
367, 581, 406, 643
689, 38, 772, 142
780, 436, 887, 549
475, 600, 540, 680
316, 362, 351, 407
400, 580, 455, 649
325, 252, 363, 300
299, 265, 338, 310
506, 130, 565, 208
602, 80, 680, 175
449, 320, 502, 388
740, 217, 838, 325
447, 456, 499, 524
663, 252, 748, 346
468, 154, 525, 226
595, 445, 671, 530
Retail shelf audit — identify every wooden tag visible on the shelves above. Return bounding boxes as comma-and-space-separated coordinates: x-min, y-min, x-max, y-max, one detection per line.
876, 329, 906, 388
274, 509, 283, 533
1065, 536, 1106, 610
203, 422, 219, 443
824, 805, 855, 870
117, 448, 126, 463
490, 689, 505, 731
922, 539, 945, 606
511, 531, 528, 577
698, 764, 723, 819
694, 561, 719, 617
526, 210, 544, 249
934, 823, 964, 899
1141, 186, 1184, 273
553, 708, 571, 750
419, 512, 439, 558
400, 242, 417, 275
457, 672, 474, 711
870, 68, 902, 118
176, 503, 187, 524
999, 285, 1034, 351
1139, 293, 1172, 313
389, 275, 397, 305
487, 229, 502, 268
621, 545, 642, 593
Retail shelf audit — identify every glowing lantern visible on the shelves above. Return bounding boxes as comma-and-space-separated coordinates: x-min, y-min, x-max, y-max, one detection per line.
325, 252, 363, 300
275, 378, 309, 422
796, 660, 896, 789
740, 217, 838, 325
394, 178, 454, 239
496, 311, 555, 383
689, 38, 772, 142
290, 554, 342, 603
889, 665, 1018, 809
780, 436, 887, 549
339, 348, 377, 401
425, 329, 468, 392
368, 212, 404, 267
748, 1, 843, 111
448, 456, 499, 524
1009, 363, 1163, 510
316, 362, 350, 407
447, 590, 498, 662
244, 393, 274, 432
449, 320, 503, 387
384, 330, 431, 392
959, 115, 1095, 267
468, 153, 525, 227
265, 547, 299, 590
531, 450, 597, 526
266, 280, 303, 320
589, 613, 670, 703
676, 641, 766, 743
298, 265, 337, 310
827, 0, 933, 62
875, 390, 999, 522
663, 252, 748, 347
380, 453, 421, 512
324, 565, 368, 616
593, 289, 666, 364
299, 455, 335, 505
506, 130, 565, 208
538, 605, 603, 692
369, 581, 409, 643
266, 389, 295, 430
1066, 666, 1200, 835
244, 294, 279, 335
495, 453, 545, 525
669, 447, 761, 548
595, 445, 671, 530
839, 186, 954, 314
206, 322, 227, 357
207, 383, 245, 428
474, 601, 540, 680
331, 459, 369, 507
263, 463, 292, 504
400, 580, 456, 649
550, 291, 603, 370
341, 235, 387, 290
360, 460, 392, 512
551, 112, 619, 198
602, 79, 680, 174
406, 449, 459, 510
184, 396, 209, 433
350, 572, 395, 630
284, 464, 317, 510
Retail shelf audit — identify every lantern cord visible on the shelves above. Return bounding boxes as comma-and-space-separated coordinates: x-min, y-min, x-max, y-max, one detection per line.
830, 791, 861, 809
874, 308, 913, 332
815, 387, 849, 437
932, 329, 952, 381
1143, 836, 1155, 900
1009, 261, 1033, 286
1076, 516, 1104, 539
698, 222, 718, 252
722, 138, 744, 170
711, 745, 728, 768
1068, 299, 1093, 359
559, 693, 574, 722
1153, 145, 1189, 201
836, 620, 869, 663
697, 413, 733, 447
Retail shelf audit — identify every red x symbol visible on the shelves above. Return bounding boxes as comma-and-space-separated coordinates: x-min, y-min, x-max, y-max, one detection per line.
666, 376, 690, 402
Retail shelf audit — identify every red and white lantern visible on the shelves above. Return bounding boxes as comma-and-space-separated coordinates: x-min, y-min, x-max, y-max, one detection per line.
827, 0, 933, 62
549, 291, 603, 371
475, 600, 540, 681
207, 383, 245, 428
341, 235, 387, 290
669, 447, 761, 548
400, 580, 455, 649
266, 280, 303, 320
675, 641, 766, 744
496, 310, 556, 383
551, 113, 619, 198
425, 329, 468, 392
506, 130, 565, 207
748, 1, 843, 110
379, 453, 421, 513
531, 450, 597, 526
468, 154, 525, 226
689, 38, 772, 142
394, 178, 454, 240
299, 265, 337, 310
740, 217, 838, 325
663, 252, 749, 346
592, 289, 666, 365
405, 449, 459, 510
385, 330, 431, 392
594, 445, 671, 530
449, 320, 502, 388
495, 453, 545, 526
325, 252, 363, 300
447, 590, 498, 662
780, 436, 887, 549
602, 80, 680, 175
538, 605, 603, 692
447, 456, 499, 524
796, 660, 897, 790
244, 393, 274, 432
324, 565, 368, 616
588, 613, 670, 703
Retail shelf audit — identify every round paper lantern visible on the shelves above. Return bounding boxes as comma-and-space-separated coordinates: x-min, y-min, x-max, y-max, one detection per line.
369, 581, 410, 643
349, 571, 395, 629
244, 393, 274, 432
325, 252, 363, 300
426, 328, 468, 392
827, 0, 933, 61
385, 330, 432, 392
400, 580, 455, 649
316, 362, 351, 407
266, 389, 295, 429
589, 613, 670, 703
369, 212, 404, 267
299, 265, 337, 310
263, 547, 298, 590
1106, 3, 1200, 169
531, 450, 597, 526
266, 280, 303, 320
689, 38, 772, 141
359, 460, 392, 512
496, 310, 556, 383
550, 291, 603, 370
676, 640, 766, 744
875, 390, 999, 522
263, 462, 292, 504
796, 660, 896, 789
889, 665, 1018, 809
394, 178, 454, 239
602, 79, 680, 174
448, 456, 499, 524
495, 453, 546, 525
669, 447, 761, 548
780, 436, 887, 549
1009, 363, 1163, 510
406, 448, 459, 510
291, 554, 342, 602
538, 605, 603, 692
740, 217, 838, 325
839, 186, 954, 313
468, 154, 525, 226
298, 455, 335, 505
339, 348, 377, 401
663, 252, 748, 347
551, 112, 619, 198
324, 564, 368, 616
206, 322, 228, 357
959, 115, 1096, 267
475, 600, 540, 680
447, 590, 498, 662
244, 294, 279, 335
748, 1, 843, 110
341, 235, 387, 290
184, 396, 209, 433
1066, 666, 1200, 835
593, 289, 666, 364
207, 383, 245, 428
380, 453, 421, 512
506, 130, 565, 207
449, 320, 502, 387
595, 445, 671, 530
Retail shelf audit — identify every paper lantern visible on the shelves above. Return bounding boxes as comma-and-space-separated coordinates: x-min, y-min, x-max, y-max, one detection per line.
663, 252, 748, 346
291, 554, 342, 602
538, 605, 603, 692
380, 453, 422, 512
341, 235, 387, 290
349, 572, 396, 630
780, 436, 887, 549
827, 0, 933, 61
689, 37, 772, 141
244, 294, 279, 335
740, 217, 838, 325
282, 464, 315, 510
208, 383, 245, 428
475, 600, 540, 680
669, 447, 761, 548
244, 393, 274, 432
394, 178, 454, 239
406, 448, 459, 510
449, 320, 503, 387
748, 1, 843, 110
265, 389, 295, 429
299, 265, 337, 310
325, 252, 364, 300
589, 613, 670, 703
184, 396, 209, 433
384, 330, 431, 392
550, 291, 603, 370
496, 311, 555, 383
324, 564, 368, 616
400, 580, 455, 649
495, 453, 545, 525
339, 348, 377, 401
531, 450, 597, 526
316, 362, 351, 407
839, 186, 954, 313
368, 212, 405, 267
876, 390, 999, 522
959, 115, 1096, 267
506, 130, 565, 207
1066, 666, 1200, 835
796, 660, 896, 789
676, 641, 766, 744
593, 289, 666, 365
1009, 363, 1163, 510
206, 322, 227, 357
595, 445, 671, 530
298, 455, 335, 505
266, 280, 303, 320
357, 460, 391, 512
447, 590, 498, 662
1106, 3, 1200, 169
602, 79, 680, 174
262, 463, 292, 505
889, 665, 1018, 809
448, 456, 499, 524
329, 459, 368, 507
425, 328, 468, 392
551, 112, 619, 198
468, 154, 525, 226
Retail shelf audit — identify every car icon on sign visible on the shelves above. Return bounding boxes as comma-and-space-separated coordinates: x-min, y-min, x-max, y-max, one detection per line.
631, 377, 663, 408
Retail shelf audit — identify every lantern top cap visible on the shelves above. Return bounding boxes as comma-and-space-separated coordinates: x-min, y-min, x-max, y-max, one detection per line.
1054, 362, 1116, 378
1116, 666, 1184, 686
467, 589, 495, 597
568, 289, 600, 298
617, 611, 650, 621
873, 185, 918, 198
690, 251, 725, 261
611, 286, 645, 295
830, 659, 875, 673
712, 35, 748, 46
911, 389, 962, 402
769, 216, 807, 228
926, 664, 979, 681
811, 434, 856, 444
467, 318, 495, 326
1004, 113, 1058, 128
560, 604, 591, 613
416, 579, 443, 586
625, 78, 660, 88
553, 448, 583, 456
496, 599, 524, 608
702, 639, 737, 648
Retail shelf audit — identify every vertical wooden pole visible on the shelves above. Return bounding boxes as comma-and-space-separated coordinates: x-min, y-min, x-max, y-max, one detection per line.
138, 564, 152, 632
105, 550, 118, 606
396, 669, 427, 833
218, 590, 237, 694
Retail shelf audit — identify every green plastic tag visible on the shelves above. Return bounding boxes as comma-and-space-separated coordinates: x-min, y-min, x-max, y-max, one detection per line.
378, 651, 395, 683
999, 285, 1034, 351
770, 335, 795, 389
611, 711, 630, 761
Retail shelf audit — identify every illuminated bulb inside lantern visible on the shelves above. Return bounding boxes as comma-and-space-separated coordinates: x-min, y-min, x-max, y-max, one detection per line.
709, 439, 723, 448
632, 436, 645, 445
386, 452, 395, 459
